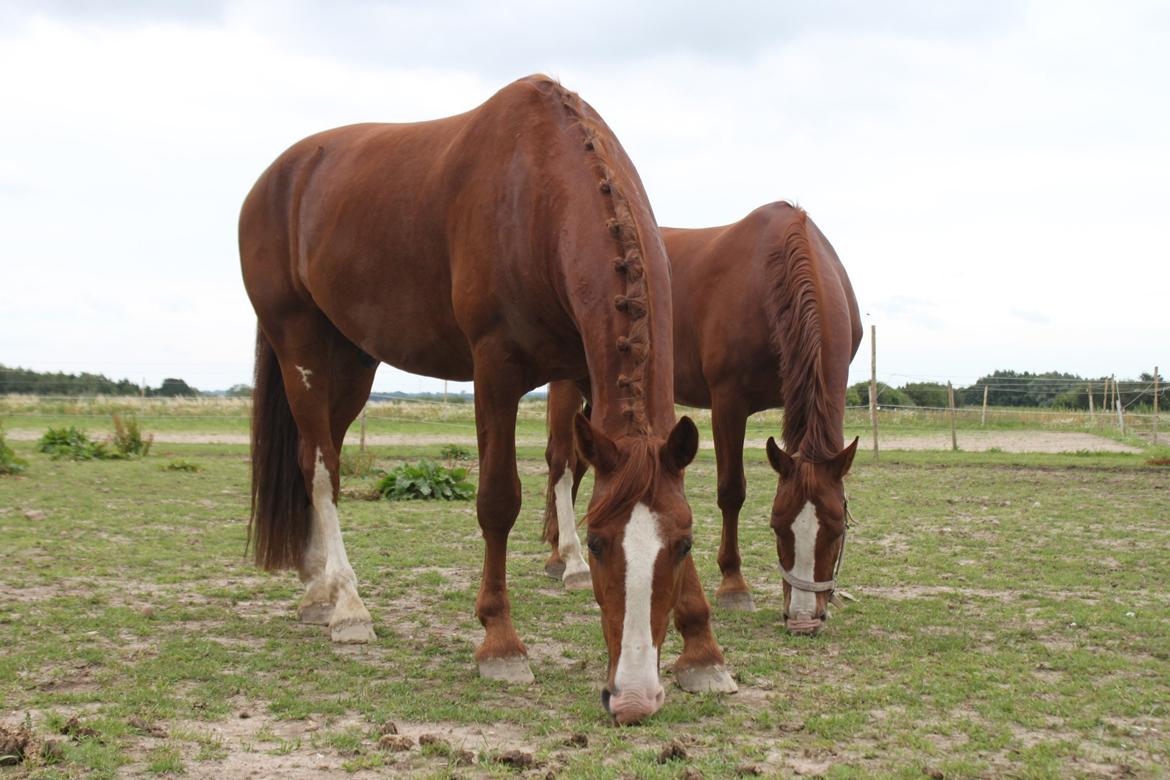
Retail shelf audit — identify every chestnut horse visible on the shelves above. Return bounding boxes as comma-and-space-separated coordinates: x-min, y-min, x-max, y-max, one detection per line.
239, 75, 733, 724
543, 202, 861, 635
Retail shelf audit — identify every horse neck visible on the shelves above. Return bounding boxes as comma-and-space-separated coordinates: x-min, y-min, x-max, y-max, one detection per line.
768, 211, 849, 461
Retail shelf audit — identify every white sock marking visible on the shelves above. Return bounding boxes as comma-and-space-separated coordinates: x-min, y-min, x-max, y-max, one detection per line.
295, 365, 313, 390
305, 449, 365, 622
614, 502, 663, 694
789, 500, 819, 617
555, 465, 589, 580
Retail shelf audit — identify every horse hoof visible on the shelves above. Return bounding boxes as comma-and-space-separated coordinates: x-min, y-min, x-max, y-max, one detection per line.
478, 656, 535, 684
716, 591, 756, 612
298, 602, 334, 626
544, 559, 566, 579
330, 619, 376, 644
563, 570, 593, 592
674, 664, 738, 694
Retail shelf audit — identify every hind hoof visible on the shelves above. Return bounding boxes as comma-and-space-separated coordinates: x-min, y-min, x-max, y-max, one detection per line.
478, 656, 535, 684
298, 602, 334, 626
330, 619, 376, 644
674, 664, 738, 694
563, 570, 593, 592
544, 559, 566, 579
716, 591, 756, 612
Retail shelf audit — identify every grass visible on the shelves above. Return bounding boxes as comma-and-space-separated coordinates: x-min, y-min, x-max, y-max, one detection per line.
0, 409, 1168, 777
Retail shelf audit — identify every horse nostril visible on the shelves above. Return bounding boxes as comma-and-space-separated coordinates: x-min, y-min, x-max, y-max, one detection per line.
601, 688, 612, 713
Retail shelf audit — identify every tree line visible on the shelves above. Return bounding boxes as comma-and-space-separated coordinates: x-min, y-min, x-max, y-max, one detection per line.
848, 370, 1166, 410
0, 365, 199, 397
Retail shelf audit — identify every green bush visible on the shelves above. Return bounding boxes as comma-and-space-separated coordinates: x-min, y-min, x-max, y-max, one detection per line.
339, 447, 377, 478
0, 426, 27, 475
112, 414, 153, 457
377, 460, 474, 501
439, 443, 473, 467
37, 426, 115, 460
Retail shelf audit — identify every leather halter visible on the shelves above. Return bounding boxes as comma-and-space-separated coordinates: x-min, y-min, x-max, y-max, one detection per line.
779, 497, 852, 597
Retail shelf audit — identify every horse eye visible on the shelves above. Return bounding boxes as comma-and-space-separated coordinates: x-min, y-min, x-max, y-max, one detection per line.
586, 536, 603, 559
677, 537, 693, 560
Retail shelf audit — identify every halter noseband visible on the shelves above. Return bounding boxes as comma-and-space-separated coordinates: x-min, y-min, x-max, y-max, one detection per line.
779, 496, 852, 598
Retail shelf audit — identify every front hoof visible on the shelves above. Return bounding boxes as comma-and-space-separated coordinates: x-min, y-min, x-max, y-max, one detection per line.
330, 618, 376, 644
544, 558, 567, 579
298, 602, 334, 626
563, 570, 593, 592
477, 656, 535, 684
674, 664, 738, 694
715, 591, 756, 612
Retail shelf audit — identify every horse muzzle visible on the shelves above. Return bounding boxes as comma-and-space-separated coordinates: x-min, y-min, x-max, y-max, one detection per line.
602, 684, 666, 725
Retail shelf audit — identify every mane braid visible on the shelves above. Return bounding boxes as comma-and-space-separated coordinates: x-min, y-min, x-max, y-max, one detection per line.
544, 78, 653, 436
765, 208, 839, 462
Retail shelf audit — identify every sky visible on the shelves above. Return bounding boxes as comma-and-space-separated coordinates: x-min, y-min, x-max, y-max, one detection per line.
1, 0, 1167, 395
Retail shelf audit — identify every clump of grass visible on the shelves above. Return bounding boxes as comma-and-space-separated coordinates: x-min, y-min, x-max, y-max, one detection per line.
0, 426, 27, 475
439, 443, 472, 467
37, 426, 114, 460
161, 459, 201, 473
339, 447, 377, 478
112, 414, 153, 457
377, 460, 474, 501
145, 744, 184, 775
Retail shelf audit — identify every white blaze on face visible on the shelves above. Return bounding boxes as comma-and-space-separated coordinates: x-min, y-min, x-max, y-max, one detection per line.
789, 501, 819, 617
555, 465, 590, 579
614, 502, 664, 694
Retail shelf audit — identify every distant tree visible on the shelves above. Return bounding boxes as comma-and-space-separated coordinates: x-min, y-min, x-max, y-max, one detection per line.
849, 381, 916, 408
900, 382, 950, 408
225, 383, 253, 398
152, 378, 198, 397
0, 364, 142, 396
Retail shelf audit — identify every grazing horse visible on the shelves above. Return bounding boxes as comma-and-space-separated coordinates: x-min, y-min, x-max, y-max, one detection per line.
542, 202, 861, 635
238, 75, 733, 724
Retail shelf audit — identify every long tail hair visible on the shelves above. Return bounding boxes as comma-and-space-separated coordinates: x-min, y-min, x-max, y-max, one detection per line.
248, 326, 311, 571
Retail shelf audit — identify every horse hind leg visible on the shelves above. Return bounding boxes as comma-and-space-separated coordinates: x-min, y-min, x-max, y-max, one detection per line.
269, 314, 378, 643
541, 381, 591, 591
711, 393, 755, 612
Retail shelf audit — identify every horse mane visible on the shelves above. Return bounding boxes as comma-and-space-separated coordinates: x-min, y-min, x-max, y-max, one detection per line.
764, 206, 840, 462
536, 76, 653, 436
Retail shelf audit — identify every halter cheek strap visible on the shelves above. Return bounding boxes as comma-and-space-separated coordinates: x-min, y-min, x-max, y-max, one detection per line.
779, 497, 852, 597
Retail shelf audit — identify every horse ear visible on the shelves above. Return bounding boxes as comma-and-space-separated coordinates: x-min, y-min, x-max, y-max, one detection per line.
766, 436, 796, 479
661, 416, 699, 474
830, 436, 859, 480
574, 412, 620, 473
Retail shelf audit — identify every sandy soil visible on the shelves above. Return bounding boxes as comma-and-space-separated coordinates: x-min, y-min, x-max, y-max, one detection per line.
5, 429, 1142, 453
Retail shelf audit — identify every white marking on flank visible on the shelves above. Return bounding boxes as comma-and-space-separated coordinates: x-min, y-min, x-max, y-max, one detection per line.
296, 365, 313, 390
614, 502, 663, 695
555, 465, 589, 580
789, 501, 819, 617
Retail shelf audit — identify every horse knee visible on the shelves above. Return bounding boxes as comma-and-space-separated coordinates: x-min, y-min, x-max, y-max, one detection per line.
716, 479, 746, 513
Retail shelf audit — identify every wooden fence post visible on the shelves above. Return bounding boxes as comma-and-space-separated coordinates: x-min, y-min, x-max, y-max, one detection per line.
870, 325, 879, 462
1087, 381, 1095, 421
947, 381, 958, 451
1154, 366, 1160, 445
1116, 397, 1125, 437
359, 404, 368, 456
981, 384, 989, 427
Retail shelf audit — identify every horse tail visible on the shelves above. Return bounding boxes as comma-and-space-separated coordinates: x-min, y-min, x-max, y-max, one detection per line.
248, 326, 311, 571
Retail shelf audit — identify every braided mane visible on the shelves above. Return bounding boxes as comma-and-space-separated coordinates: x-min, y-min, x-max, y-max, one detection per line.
765, 207, 840, 462
539, 77, 653, 436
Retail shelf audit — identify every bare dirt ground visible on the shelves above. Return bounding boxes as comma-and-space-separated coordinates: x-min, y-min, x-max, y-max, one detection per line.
3, 429, 1142, 453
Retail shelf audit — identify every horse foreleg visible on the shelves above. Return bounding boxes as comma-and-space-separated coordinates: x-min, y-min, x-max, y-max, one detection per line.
711, 394, 754, 611
542, 381, 591, 590
472, 368, 532, 683
671, 556, 737, 694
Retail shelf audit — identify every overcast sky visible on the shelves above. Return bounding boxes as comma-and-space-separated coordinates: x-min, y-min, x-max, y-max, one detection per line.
1, 1, 1166, 394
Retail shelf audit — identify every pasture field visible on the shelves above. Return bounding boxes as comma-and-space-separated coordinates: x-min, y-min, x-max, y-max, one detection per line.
1, 414, 1169, 778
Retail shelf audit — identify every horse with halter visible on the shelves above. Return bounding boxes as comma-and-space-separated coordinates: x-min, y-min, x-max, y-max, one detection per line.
542, 202, 862, 635
238, 75, 733, 724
